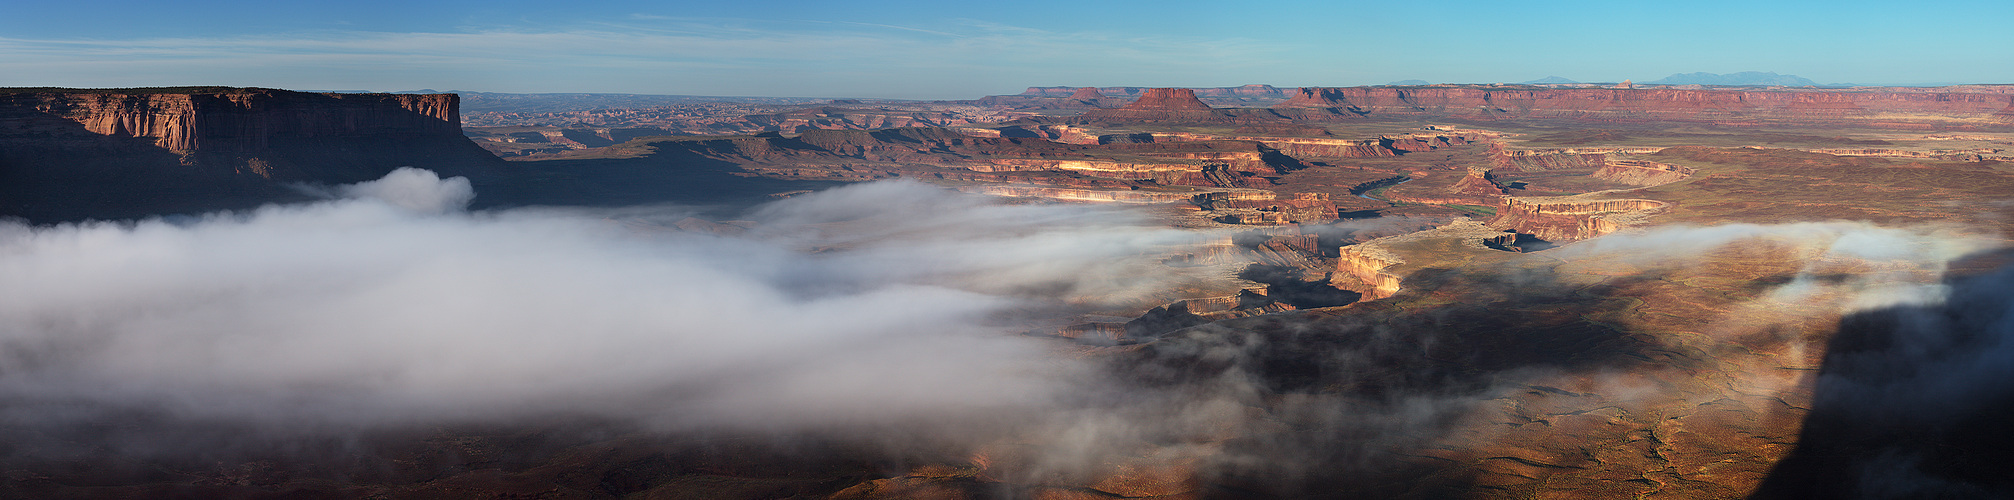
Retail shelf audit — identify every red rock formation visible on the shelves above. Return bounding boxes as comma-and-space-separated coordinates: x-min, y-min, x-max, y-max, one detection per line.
644, 128, 1307, 192
1190, 191, 1337, 224
1276, 86, 2014, 129
2, 88, 460, 153
1489, 142, 1610, 171
1335, 247, 1403, 299
1251, 234, 1324, 268
1450, 169, 1509, 196
1076, 89, 1283, 125
1382, 134, 1470, 153
1593, 159, 1694, 186
1487, 197, 1668, 240
0, 87, 500, 221
1067, 87, 1107, 101
1269, 139, 1399, 158
1123, 88, 1213, 110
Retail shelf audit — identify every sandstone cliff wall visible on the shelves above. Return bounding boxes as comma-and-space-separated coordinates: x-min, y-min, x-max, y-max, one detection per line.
1487, 197, 1668, 241
0, 88, 500, 222
1489, 142, 1673, 172
1335, 247, 1403, 299
1, 89, 460, 153
1277, 87, 2014, 128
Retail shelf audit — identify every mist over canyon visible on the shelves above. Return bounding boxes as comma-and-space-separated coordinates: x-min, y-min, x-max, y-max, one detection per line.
0, 172, 1212, 432
4, 80, 2014, 499
2, 169, 2005, 499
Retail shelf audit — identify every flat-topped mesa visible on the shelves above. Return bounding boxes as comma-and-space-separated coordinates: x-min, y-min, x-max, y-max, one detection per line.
2, 88, 462, 153
1276, 87, 1357, 109
1077, 88, 1285, 125
1487, 197, 1669, 241
1124, 88, 1213, 110
1593, 159, 1694, 186
1489, 142, 1611, 171
0, 87, 500, 222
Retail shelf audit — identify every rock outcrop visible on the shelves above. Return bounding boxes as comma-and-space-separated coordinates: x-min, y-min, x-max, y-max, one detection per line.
1592, 159, 1694, 186
0, 87, 503, 221
1487, 196, 1669, 241
1123, 88, 1212, 110
1077, 88, 1286, 125
1449, 168, 1509, 196
1191, 191, 1338, 224
1065, 86, 1108, 107
1489, 142, 1613, 171
1335, 246, 1404, 299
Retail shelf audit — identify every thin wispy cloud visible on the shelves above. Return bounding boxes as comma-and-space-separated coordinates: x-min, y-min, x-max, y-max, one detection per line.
824, 20, 963, 38
0, 17, 1290, 96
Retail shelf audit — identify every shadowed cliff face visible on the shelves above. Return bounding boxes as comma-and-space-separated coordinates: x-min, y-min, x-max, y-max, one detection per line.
1752, 252, 2014, 499
0, 88, 501, 223
0, 88, 460, 153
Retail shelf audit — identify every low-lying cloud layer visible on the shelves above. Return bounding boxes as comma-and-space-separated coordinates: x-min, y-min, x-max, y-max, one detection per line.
0, 170, 1200, 440
4, 168, 2008, 497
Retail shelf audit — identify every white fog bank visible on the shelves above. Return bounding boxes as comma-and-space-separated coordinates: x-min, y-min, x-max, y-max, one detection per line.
0, 171, 1199, 432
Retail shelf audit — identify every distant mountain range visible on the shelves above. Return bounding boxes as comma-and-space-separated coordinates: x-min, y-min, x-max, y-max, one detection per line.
1644, 71, 1818, 86
1385, 79, 1430, 86
1520, 76, 1579, 84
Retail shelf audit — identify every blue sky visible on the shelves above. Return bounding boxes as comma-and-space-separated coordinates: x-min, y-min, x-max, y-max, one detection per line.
3, 0, 2010, 99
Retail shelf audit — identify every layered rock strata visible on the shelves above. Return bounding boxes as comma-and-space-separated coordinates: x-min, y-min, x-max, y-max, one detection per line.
1593, 159, 1694, 186
0, 87, 502, 221
643, 128, 1309, 193
1276, 86, 2014, 129
1487, 196, 1669, 241
1331, 218, 1506, 299
1076, 88, 1287, 125
1449, 168, 1509, 196
1192, 191, 1338, 224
